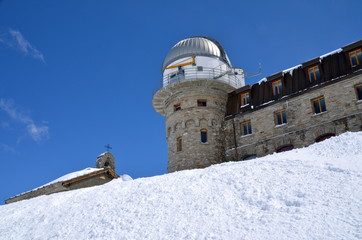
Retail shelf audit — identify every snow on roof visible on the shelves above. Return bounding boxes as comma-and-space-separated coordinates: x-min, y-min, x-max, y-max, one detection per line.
9, 168, 103, 198
97, 152, 108, 157
43, 168, 102, 186
257, 77, 267, 84
282, 64, 302, 75
32, 168, 103, 194
320, 48, 343, 59
256, 47, 343, 83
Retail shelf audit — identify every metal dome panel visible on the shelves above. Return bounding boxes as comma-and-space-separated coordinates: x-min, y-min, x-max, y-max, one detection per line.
162, 36, 232, 71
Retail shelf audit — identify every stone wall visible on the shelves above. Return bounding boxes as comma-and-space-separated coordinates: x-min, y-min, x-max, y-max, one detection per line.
162, 80, 234, 172
224, 73, 362, 161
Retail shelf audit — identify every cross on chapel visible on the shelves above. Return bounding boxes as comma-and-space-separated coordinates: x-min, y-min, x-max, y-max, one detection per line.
104, 144, 112, 152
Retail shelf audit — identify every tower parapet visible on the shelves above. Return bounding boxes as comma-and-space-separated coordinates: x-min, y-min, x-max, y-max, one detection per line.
153, 36, 244, 172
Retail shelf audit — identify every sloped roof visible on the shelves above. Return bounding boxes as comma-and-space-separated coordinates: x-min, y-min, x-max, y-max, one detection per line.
10, 168, 119, 199
62, 168, 119, 186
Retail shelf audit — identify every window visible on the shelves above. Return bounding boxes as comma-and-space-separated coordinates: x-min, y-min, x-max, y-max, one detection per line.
177, 137, 182, 152
272, 79, 282, 96
308, 65, 321, 82
312, 96, 327, 114
167, 127, 171, 138
355, 84, 362, 100
240, 92, 250, 106
349, 48, 362, 66
197, 66, 203, 71
315, 134, 335, 143
275, 110, 287, 125
277, 145, 294, 153
197, 99, 207, 107
174, 104, 181, 111
240, 121, 252, 136
243, 155, 257, 160
200, 129, 207, 143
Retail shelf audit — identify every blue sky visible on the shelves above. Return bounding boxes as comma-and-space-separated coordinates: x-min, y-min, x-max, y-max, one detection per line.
0, 0, 360, 203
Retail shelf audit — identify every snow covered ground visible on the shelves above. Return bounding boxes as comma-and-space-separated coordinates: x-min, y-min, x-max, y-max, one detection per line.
0, 132, 361, 240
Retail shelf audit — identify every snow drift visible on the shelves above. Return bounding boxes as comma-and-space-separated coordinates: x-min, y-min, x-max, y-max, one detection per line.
0, 132, 361, 240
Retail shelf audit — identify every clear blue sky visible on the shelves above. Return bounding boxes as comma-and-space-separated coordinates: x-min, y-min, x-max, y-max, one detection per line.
0, 0, 360, 203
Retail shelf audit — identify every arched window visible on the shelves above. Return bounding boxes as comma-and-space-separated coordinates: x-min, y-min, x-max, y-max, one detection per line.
243, 155, 257, 160
315, 134, 335, 143
177, 137, 182, 152
277, 145, 294, 153
200, 129, 207, 143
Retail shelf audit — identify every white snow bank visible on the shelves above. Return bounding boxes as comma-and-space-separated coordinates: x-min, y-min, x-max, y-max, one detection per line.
120, 174, 133, 181
0, 132, 361, 240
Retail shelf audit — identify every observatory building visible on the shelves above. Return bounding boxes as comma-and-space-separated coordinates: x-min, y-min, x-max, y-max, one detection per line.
153, 36, 245, 172
153, 37, 362, 172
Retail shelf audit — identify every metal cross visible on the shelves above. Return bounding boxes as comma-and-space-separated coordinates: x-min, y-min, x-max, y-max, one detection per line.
104, 144, 112, 152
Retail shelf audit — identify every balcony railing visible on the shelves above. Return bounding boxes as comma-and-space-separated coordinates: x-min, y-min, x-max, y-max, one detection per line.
161, 67, 243, 88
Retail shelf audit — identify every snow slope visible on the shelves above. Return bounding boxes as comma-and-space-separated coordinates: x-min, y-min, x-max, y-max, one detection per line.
0, 132, 361, 240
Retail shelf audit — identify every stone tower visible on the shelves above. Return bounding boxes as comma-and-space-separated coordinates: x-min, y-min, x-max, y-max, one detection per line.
153, 36, 245, 172
96, 152, 116, 171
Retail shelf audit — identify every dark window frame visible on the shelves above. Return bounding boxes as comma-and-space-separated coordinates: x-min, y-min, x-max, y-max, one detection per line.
197, 99, 207, 107
274, 109, 287, 125
272, 79, 282, 96
355, 84, 362, 100
242, 155, 257, 160
239, 92, 250, 106
311, 96, 327, 114
200, 129, 207, 143
277, 145, 294, 153
308, 65, 321, 82
177, 137, 182, 152
349, 48, 362, 67
315, 134, 335, 143
240, 120, 252, 136
174, 104, 181, 112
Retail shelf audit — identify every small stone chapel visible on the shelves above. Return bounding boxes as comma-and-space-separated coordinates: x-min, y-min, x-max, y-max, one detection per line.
5, 151, 126, 204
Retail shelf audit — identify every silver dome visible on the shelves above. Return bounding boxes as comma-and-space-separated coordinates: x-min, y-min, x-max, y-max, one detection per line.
162, 36, 232, 72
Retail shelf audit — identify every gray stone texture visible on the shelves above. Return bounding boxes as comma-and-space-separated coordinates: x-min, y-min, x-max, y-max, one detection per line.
154, 73, 362, 172
225, 74, 362, 161
96, 152, 116, 171
153, 80, 235, 172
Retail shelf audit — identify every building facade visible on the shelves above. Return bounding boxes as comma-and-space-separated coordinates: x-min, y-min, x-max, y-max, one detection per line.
153, 37, 362, 172
224, 40, 362, 161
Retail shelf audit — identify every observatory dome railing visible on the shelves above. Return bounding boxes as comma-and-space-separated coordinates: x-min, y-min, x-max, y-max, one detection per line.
161, 67, 243, 88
